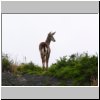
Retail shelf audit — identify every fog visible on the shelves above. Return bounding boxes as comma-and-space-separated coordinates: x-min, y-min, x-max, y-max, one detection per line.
2, 14, 99, 66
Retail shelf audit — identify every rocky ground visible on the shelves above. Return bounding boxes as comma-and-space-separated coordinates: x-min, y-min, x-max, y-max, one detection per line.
2, 72, 72, 86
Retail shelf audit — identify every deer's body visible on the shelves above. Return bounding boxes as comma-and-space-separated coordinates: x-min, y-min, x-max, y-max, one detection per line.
39, 32, 56, 70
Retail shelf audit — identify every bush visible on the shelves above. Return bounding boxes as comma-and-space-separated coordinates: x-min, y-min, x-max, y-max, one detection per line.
47, 53, 98, 86
2, 54, 13, 72
17, 62, 43, 75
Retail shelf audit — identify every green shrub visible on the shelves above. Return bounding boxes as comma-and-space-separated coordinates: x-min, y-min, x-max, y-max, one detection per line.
17, 62, 43, 75
47, 53, 98, 86
2, 54, 13, 72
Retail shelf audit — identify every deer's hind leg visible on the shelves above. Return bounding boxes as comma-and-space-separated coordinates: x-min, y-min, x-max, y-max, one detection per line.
46, 49, 50, 71
46, 58, 48, 71
40, 48, 45, 70
41, 56, 45, 70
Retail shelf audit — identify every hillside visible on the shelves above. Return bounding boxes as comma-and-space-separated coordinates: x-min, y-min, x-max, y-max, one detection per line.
2, 53, 98, 86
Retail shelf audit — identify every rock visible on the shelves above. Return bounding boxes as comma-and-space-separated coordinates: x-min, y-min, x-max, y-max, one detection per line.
2, 72, 72, 86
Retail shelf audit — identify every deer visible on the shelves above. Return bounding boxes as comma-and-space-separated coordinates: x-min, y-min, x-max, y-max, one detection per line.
39, 32, 56, 70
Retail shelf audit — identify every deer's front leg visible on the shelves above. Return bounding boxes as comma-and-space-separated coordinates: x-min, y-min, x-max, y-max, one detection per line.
46, 48, 50, 71
46, 60, 48, 71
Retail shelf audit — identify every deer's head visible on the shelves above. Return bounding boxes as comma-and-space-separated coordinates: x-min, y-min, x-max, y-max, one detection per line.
48, 32, 56, 42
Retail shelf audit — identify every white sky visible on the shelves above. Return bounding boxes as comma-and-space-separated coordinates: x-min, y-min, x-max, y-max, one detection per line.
2, 14, 99, 66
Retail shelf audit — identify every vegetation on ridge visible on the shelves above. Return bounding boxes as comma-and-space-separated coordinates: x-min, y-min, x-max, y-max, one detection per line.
2, 52, 98, 86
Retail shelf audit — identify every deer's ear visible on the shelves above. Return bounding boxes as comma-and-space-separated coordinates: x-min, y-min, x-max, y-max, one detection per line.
52, 32, 56, 35
48, 32, 51, 34
48, 32, 52, 36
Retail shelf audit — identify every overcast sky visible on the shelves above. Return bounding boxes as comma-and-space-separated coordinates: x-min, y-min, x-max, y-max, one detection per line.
2, 14, 99, 66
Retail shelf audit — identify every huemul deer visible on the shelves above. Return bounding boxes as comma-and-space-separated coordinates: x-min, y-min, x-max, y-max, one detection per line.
39, 32, 56, 70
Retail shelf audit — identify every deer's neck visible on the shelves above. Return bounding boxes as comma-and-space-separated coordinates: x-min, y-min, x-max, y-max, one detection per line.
45, 36, 51, 45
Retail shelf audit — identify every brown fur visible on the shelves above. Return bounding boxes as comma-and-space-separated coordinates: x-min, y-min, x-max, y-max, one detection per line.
39, 32, 56, 70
